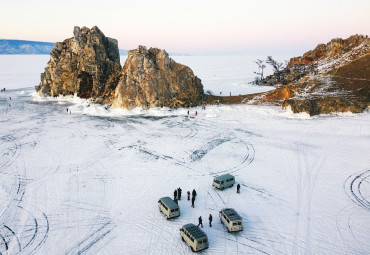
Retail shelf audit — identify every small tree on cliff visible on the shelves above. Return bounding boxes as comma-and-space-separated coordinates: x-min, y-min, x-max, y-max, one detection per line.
266, 56, 285, 83
253, 59, 266, 83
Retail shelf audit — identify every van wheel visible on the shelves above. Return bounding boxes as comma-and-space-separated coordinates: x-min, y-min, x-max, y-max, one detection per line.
221, 187, 224, 191
182, 237, 185, 242
191, 247, 195, 252
231, 184, 234, 187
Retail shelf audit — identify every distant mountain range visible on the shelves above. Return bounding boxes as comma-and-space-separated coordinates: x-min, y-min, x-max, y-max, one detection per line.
0, 39, 187, 56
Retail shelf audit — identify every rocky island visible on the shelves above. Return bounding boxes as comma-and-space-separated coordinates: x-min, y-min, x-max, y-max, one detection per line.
36, 26, 204, 108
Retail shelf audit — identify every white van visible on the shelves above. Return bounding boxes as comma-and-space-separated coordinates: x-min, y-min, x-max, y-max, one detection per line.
158, 197, 180, 219
212, 173, 235, 190
219, 208, 243, 232
180, 223, 209, 252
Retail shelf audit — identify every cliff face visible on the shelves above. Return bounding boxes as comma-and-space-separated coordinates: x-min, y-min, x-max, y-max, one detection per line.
249, 35, 370, 115
35, 26, 121, 103
112, 46, 204, 109
288, 35, 368, 66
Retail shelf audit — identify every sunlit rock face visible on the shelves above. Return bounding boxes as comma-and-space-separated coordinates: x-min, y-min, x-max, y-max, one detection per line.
112, 46, 204, 109
35, 26, 121, 103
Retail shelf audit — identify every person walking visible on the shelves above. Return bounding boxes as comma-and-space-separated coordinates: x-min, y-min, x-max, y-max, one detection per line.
237, 184, 241, 193
192, 189, 197, 200
209, 214, 212, 227
191, 195, 195, 208
178, 187, 182, 200
197, 216, 203, 228
174, 189, 178, 200
195, 111, 198, 116
187, 191, 190, 201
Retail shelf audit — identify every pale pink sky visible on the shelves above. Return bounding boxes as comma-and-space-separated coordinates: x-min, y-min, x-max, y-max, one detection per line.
1, 0, 369, 55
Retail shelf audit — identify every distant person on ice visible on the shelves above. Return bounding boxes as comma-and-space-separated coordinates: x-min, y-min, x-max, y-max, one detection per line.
191, 195, 195, 208
192, 189, 197, 200
209, 214, 212, 227
197, 216, 203, 228
237, 184, 240, 193
187, 191, 190, 200
174, 189, 178, 200
177, 187, 182, 200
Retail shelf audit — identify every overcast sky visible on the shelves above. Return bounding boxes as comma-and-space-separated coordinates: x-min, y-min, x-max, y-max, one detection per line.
1, 0, 369, 55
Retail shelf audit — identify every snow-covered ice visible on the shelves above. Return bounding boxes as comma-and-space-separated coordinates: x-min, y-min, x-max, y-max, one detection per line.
0, 56, 369, 254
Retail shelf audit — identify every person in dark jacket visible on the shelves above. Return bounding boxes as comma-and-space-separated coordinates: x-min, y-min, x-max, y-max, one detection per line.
174, 189, 178, 200
209, 214, 212, 227
237, 184, 241, 193
187, 191, 190, 200
191, 196, 195, 208
197, 216, 203, 228
178, 187, 182, 200
192, 189, 197, 200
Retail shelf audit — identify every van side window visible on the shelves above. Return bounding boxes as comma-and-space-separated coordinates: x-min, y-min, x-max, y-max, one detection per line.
171, 209, 174, 212
190, 237, 194, 242
221, 181, 224, 184
227, 219, 230, 223
238, 222, 241, 225
198, 240, 202, 244
175, 208, 179, 211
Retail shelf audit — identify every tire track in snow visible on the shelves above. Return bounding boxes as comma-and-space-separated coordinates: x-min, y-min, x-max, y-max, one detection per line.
344, 169, 370, 212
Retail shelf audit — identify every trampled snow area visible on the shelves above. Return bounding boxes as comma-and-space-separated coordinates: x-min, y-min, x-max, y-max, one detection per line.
0, 56, 369, 254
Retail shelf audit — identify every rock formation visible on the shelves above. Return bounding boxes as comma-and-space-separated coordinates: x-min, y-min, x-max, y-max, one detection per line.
35, 26, 121, 103
112, 46, 204, 109
248, 35, 370, 115
36, 27, 204, 109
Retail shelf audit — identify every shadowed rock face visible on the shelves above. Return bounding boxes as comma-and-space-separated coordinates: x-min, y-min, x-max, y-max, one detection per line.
112, 46, 204, 109
35, 26, 121, 103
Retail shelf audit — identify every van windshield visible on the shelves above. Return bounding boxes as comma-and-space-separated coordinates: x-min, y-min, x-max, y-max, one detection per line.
214, 179, 220, 184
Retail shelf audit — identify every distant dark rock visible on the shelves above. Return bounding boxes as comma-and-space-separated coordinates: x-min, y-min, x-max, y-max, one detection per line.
35, 26, 121, 103
112, 46, 204, 109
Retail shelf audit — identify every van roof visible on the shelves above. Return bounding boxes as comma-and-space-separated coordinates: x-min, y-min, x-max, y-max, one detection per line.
214, 173, 234, 181
182, 224, 207, 240
221, 208, 242, 221
159, 197, 179, 209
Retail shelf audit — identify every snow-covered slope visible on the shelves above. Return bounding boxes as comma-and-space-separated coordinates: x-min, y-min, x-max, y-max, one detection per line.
0, 87, 369, 254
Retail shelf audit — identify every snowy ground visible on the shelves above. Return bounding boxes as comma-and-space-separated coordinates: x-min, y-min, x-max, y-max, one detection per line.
0, 56, 369, 254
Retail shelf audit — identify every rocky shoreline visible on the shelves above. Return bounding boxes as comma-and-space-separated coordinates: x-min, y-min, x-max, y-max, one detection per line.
36, 27, 369, 115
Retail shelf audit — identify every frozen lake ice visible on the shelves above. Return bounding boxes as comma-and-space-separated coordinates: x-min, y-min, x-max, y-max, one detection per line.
0, 55, 369, 254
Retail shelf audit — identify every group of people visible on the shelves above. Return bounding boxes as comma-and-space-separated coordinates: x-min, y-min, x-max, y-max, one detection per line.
173, 184, 242, 229
173, 188, 198, 208
197, 214, 212, 228
0, 88, 6, 92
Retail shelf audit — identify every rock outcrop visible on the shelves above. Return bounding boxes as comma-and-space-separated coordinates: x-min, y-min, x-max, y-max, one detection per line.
35, 27, 205, 109
247, 35, 370, 115
112, 46, 204, 109
35, 26, 121, 103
